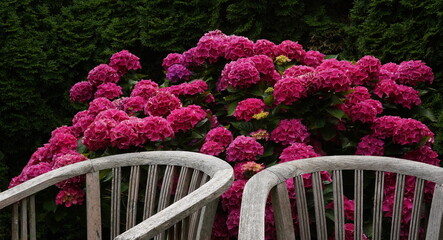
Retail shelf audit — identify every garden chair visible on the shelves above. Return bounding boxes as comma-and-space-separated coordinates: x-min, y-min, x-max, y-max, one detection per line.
238, 155, 443, 240
0, 151, 233, 240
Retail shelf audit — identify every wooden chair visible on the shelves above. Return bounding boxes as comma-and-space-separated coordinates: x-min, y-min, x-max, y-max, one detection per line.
238, 155, 443, 240
0, 151, 233, 240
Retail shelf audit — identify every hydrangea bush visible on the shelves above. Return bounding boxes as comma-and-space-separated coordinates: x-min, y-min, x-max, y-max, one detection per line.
10, 31, 438, 239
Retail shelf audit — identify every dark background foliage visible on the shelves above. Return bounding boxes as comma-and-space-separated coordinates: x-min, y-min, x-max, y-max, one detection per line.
0, 0, 442, 237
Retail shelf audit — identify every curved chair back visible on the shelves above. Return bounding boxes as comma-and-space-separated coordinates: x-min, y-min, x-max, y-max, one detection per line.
0, 151, 233, 240
238, 155, 443, 240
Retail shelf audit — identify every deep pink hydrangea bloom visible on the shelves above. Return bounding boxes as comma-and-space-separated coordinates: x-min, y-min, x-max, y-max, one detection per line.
226, 208, 241, 236
279, 143, 319, 163
140, 116, 174, 142
110, 117, 145, 149
226, 136, 264, 162
55, 187, 85, 207
95, 109, 129, 124
200, 140, 225, 156
221, 59, 261, 89
87, 97, 116, 116
166, 64, 192, 83
224, 35, 254, 60
403, 145, 440, 166
346, 99, 383, 123
371, 116, 402, 139
277, 40, 306, 61
48, 132, 78, 155
356, 135, 384, 156
391, 84, 421, 109
123, 96, 146, 115
94, 82, 123, 100
373, 79, 398, 98
71, 110, 95, 137
271, 119, 310, 145
51, 126, 73, 138
144, 91, 181, 117
112, 97, 127, 110
397, 60, 434, 86
109, 50, 141, 76
326, 195, 355, 220
195, 30, 228, 63
379, 62, 399, 81
344, 223, 368, 240
233, 98, 266, 121
130, 79, 159, 100
166, 105, 207, 132
211, 213, 229, 239
69, 81, 94, 103
27, 144, 53, 166
316, 67, 351, 92
162, 53, 183, 70
356, 55, 382, 82
205, 127, 233, 147
23, 162, 52, 181
302, 50, 324, 68
87, 64, 120, 86
253, 39, 278, 59
392, 118, 434, 145
283, 65, 315, 78
53, 152, 88, 188
221, 179, 246, 211
181, 47, 206, 67
82, 118, 116, 151
163, 79, 208, 96
344, 86, 371, 106
233, 161, 265, 180
250, 55, 276, 76
274, 76, 308, 105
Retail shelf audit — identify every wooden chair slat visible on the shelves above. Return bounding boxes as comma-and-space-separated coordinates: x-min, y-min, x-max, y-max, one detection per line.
271, 182, 295, 240
29, 195, 36, 240
354, 170, 364, 239
21, 198, 27, 240
86, 171, 102, 240
294, 175, 311, 240
312, 172, 327, 239
126, 165, 140, 230
174, 167, 192, 202
390, 173, 406, 240
110, 167, 121, 239
187, 173, 207, 240
143, 165, 159, 220
195, 198, 219, 240
372, 171, 385, 240
408, 178, 425, 240
154, 165, 176, 240
332, 170, 344, 240
426, 184, 443, 240
12, 203, 19, 240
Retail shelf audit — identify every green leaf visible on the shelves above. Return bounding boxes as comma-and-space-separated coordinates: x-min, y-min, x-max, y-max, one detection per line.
415, 106, 436, 122
324, 54, 338, 59
308, 118, 326, 129
231, 122, 254, 132
43, 199, 57, 213
191, 131, 204, 139
326, 108, 345, 120
227, 102, 238, 116
264, 95, 274, 105
320, 127, 337, 141
262, 145, 274, 157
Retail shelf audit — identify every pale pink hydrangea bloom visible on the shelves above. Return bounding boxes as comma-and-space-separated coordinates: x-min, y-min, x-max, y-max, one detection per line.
144, 91, 181, 117
283, 65, 315, 78
356, 135, 384, 156
253, 39, 278, 59
94, 82, 123, 100
109, 50, 141, 76
162, 53, 183, 70
271, 119, 310, 145
276, 40, 306, 62
302, 50, 324, 67
397, 60, 433, 86
82, 118, 116, 151
55, 187, 85, 207
87, 97, 116, 116
224, 35, 254, 60
226, 136, 264, 162
123, 96, 146, 115
273, 76, 307, 105
233, 161, 265, 180
166, 64, 192, 83
166, 105, 206, 132
87, 64, 120, 86
205, 127, 233, 147
346, 99, 383, 123
130, 79, 159, 100
233, 98, 266, 122
69, 81, 94, 103
140, 116, 174, 142
200, 141, 225, 156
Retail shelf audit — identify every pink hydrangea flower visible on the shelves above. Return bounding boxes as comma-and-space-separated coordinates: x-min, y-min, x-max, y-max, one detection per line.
166, 105, 207, 132
27, 145, 53, 166
55, 187, 85, 207
82, 118, 116, 151
71, 110, 95, 137
200, 140, 225, 156
195, 31, 228, 63
53, 152, 88, 188
326, 195, 355, 220
205, 127, 233, 147
94, 82, 123, 100
87, 64, 120, 86
87, 97, 116, 116
51, 126, 73, 138
112, 97, 128, 110
110, 117, 147, 149
344, 86, 371, 106
166, 64, 192, 83
392, 118, 434, 145
226, 136, 264, 162
95, 109, 129, 123
403, 145, 440, 166
233, 98, 266, 121
140, 116, 174, 142
346, 99, 383, 123
123, 96, 146, 115
48, 132, 78, 155
224, 35, 254, 60
356, 55, 382, 82
277, 40, 306, 62
233, 161, 265, 180
273, 76, 308, 105
22, 162, 52, 182
391, 84, 421, 109
302, 50, 324, 67
182, 47, 206, 67
144, 91, 181, 117
316, 67, 351, 92
221, 179, 246, 211
397, 60, 433, 86
279, 143, 320, 163
211, 213, 229, 239
130, 79, 159, 100
249, 55, 276, 76
344, 223, 368, 240
271, 119, 310, 145
226, 208, 241, 237
253, 39, 278, 59
221, 59, 261, 89
356, 135, 384, 156
379, 62, 399, 81
162, 53, 183, 70
69, 81, 94, 103
371, 116, 402, 139
109, 50, 141, 76
283, 65, 315, 78
163, 79, 208, 96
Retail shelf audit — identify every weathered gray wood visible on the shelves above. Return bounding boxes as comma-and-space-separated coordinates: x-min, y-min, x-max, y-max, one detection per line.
187, 171, 205, 240
409, 178, 424, 240
155, 165, 175, 240
12, 203, 19, 240
29, 195, 36, 240
111, 167, 121, 239
294, 175, 311, 240
195, 198, 219, 240
143, 165, 158, 220
332, 170, 344, 240
21, 198, 27, 240
126, 166, 140, 230
372, 171, 385, 240
86, 171, 102, 240
312, 172, 327, 240
270, 182, 295, 240
354, 170, 363, 240
238, 155, 443, 240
